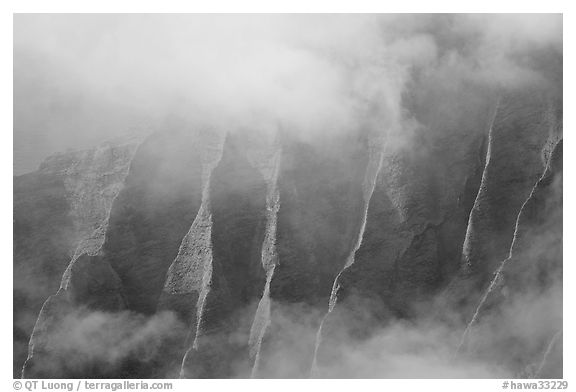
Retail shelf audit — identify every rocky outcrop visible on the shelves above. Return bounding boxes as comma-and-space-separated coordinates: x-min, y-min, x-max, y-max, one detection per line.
458, 88, 560, 290
245, 133, 282, 378
253, 130, 370, 377
311, 75, 495, 376
15, 138, 138, 378
458, 137, 562, 377
157, 130, 282, 378
21, 127, 214, 378
178, 133, 270, 378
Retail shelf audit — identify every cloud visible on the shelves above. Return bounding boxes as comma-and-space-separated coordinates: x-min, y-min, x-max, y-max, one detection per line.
14, 14, 561, 174
28, 308, 187, 377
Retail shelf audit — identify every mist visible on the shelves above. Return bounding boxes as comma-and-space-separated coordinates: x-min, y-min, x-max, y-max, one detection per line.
13, 13, 562, 379
14, 14, 561, 174
24, 308, 187, 378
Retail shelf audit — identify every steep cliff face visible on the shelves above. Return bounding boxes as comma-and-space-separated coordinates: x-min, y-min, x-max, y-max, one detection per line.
458, 138, 562, 378
177, 133, 270, 378
459, 89, 559, 287
15, 78, 562, 379
253, 131, 370, 377
311, 77, 562, 377
14, 139, 138, 378
444, 90, 562, 355
310, 76, 495, 376
22, 128, 211, 378
14, 172, 73, 378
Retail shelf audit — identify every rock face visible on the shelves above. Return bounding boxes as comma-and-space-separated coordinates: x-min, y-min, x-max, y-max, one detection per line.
457, 138, 562, 378
177, 133, 270, 378
254, 131, 370, 377
311, 76, 495, 376
15, 79, 562, 378
311, 79, 562, 377
14, 139, 139, 378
